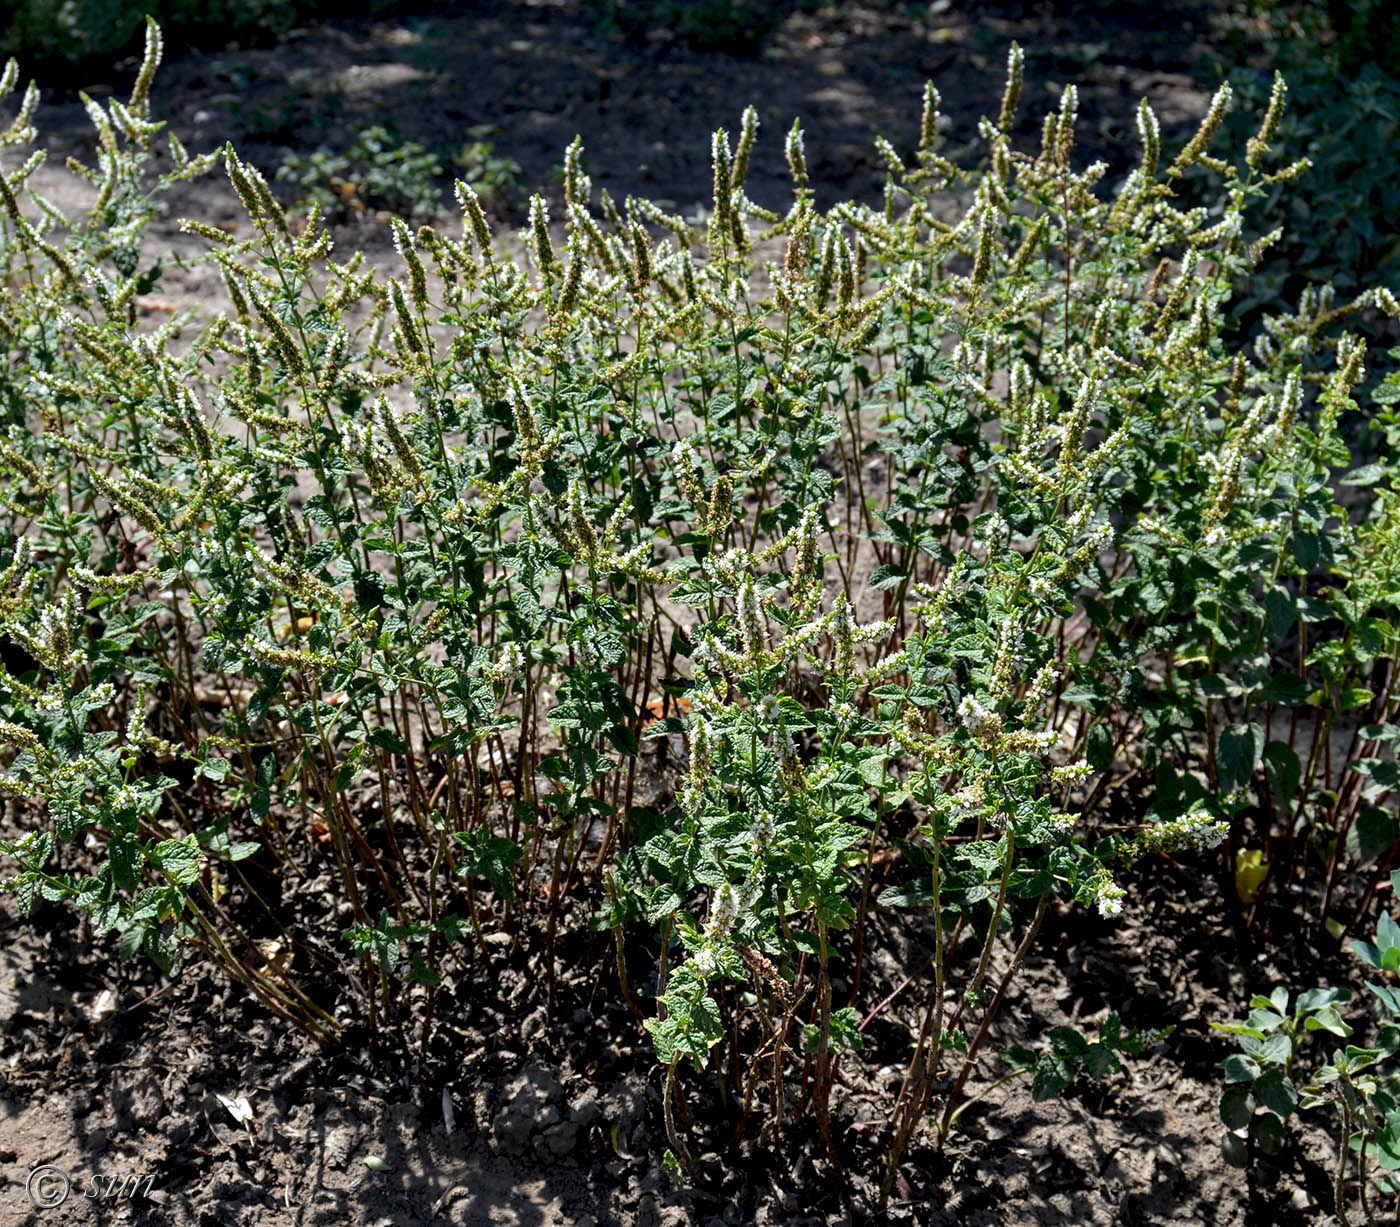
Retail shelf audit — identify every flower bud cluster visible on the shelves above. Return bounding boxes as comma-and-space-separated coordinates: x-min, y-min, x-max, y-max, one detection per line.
956, 694, 1002, 743
1094, 878, 1126, 919
682, 716, 714, 820
1050, 760, 1093, 787
1023, 661, 1060, 718
1135, 811, 1228, 855
490, 642, 526, 685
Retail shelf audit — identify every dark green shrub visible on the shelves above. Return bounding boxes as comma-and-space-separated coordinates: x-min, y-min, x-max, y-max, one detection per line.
1215, 1, 1400, 306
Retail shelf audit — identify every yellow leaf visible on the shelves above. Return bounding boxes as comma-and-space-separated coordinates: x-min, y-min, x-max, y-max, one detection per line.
1235, 848, 1269, 903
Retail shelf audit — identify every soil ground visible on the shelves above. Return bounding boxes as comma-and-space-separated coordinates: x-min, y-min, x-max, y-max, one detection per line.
0, 2, 1368, 1224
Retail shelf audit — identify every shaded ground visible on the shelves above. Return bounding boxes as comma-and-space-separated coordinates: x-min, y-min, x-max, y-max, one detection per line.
0, 3, 1357, 1225
30, 0, 1217, 224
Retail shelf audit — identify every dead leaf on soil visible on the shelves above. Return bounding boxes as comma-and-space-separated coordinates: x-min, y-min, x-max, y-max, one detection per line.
642, 694, 690, 731
215, 1092, 255, 1127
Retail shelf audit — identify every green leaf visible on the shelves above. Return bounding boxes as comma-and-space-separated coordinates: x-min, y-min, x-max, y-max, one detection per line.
1218, 723, 1264, 789
453, 831, 523, 901
1339, 686, 1374, 712
1221, 1130, 1250, 1169
1224, 1053, 1261, 1083
1381, 911, 1400, 959
1002, 1044, 1038, 1072
867, 564, 907, 591
1254, 1070, 1298, 1118
878, 881, 932, 909
346, 915, 402, 969
1219, 1083, 1256, 1130
1084, 1043, 1120, 1079
1264, 741, 1302, 807
1087, 722, 1114, 771
1288, 986, 1344, 1014
1304, 1006, 1352, 1038
643, 886, 682, 924
958, 840, 1002, 874
1342, 463, 1385, 487
1049, 1026, 1091, 1058
1355, 939, 1386, 970
1347, 807, 1398, 863
1293, 530, 1321, 570
1264, 586, 1297, 638
1368, 981, 1400, 1017
1031, 1053, 1074, 1101
1298, 596, 1334, 623
1252, 1110, 1286, 1155
1255, 673, 1308, 706
1210, 1021, 1267, 1040
153, 835, 202, 887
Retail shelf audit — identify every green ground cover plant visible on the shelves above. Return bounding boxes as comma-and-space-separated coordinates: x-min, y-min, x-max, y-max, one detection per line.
1217, 875, 1400, 1222
1, 22, 1398, 1193
277, 124, 521, 224
277, 124, 448, 224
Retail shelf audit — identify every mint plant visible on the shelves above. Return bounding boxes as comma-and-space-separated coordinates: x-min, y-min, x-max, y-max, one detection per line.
0, 21, 1398, 1195
1002, 1012, 1172, 1114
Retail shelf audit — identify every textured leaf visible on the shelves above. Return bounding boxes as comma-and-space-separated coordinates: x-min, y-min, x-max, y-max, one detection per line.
153, 835, 202, 887
1219, 723, 1264, 789
1031, 1053, 1073, 1101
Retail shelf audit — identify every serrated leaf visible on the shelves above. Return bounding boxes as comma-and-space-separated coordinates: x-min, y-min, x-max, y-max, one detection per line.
1342, 463, 1386, 486
153, 835, 202, 887
1264, 586, 1296, 638
1049, 1026, 1090, 1058
867, 564, 907, 591
1031, 1053, 1073, 1101
1347, 807, 1398, 863
1001, 1045, 1036, 1074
